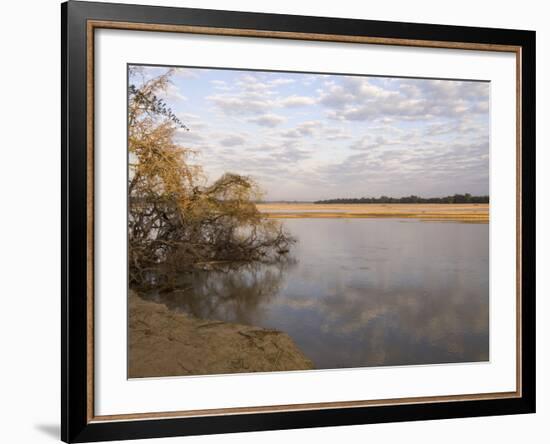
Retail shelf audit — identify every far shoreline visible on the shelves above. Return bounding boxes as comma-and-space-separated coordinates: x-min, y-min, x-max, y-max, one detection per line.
256, 203, 489, 223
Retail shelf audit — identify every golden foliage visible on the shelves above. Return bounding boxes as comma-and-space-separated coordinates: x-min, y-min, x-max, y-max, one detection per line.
127, 69, 294, 288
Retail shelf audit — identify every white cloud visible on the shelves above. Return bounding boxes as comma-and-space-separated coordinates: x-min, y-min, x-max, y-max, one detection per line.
270, 78, 295, 86
161, 83, 187, 102
173, 68, 199, 79
219, 134, 246, 147
325, 127, 352, 141
279, 95, 317, 107
210, 79, 232, 91
175, 129, 204, 143
318, 77, 490, 123
207, 93, 274, 115
281, 121, 320, 138
248, 114, 287, 128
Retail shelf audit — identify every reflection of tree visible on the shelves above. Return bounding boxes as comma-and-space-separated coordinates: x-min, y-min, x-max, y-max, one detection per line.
138, 257, 296, 326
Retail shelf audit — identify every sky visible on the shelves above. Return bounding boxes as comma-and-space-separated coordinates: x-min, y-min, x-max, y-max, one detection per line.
130, 65, 490, 202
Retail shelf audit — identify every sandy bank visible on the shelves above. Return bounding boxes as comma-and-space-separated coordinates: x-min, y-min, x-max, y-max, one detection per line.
256, 203, 489, 223
128, 291, 314, 378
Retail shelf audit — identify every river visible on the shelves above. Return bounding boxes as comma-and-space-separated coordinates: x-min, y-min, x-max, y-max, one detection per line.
144, 218, 489, 370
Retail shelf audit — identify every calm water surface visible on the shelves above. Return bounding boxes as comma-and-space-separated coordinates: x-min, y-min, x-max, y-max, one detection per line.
145, 218, 489, 369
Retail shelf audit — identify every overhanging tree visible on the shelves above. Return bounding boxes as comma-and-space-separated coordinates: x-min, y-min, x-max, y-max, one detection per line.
128, 68, 294, 288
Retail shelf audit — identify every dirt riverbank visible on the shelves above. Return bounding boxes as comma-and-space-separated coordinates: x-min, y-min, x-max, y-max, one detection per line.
128, 291, 314, 378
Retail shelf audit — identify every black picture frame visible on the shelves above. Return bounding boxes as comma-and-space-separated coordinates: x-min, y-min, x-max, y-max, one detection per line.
62, 1, 536, 442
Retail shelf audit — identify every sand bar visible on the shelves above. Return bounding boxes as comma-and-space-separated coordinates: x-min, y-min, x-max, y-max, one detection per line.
256, 203, 489, 223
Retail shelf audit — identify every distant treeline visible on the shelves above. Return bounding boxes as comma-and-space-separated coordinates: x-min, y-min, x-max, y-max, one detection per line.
314, 193, 489, 204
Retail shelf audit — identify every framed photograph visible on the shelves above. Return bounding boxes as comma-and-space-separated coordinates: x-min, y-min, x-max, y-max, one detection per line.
62, 1, 535, 442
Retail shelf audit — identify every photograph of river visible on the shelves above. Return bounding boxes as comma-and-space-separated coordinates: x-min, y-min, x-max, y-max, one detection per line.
127, 65, 490, 378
